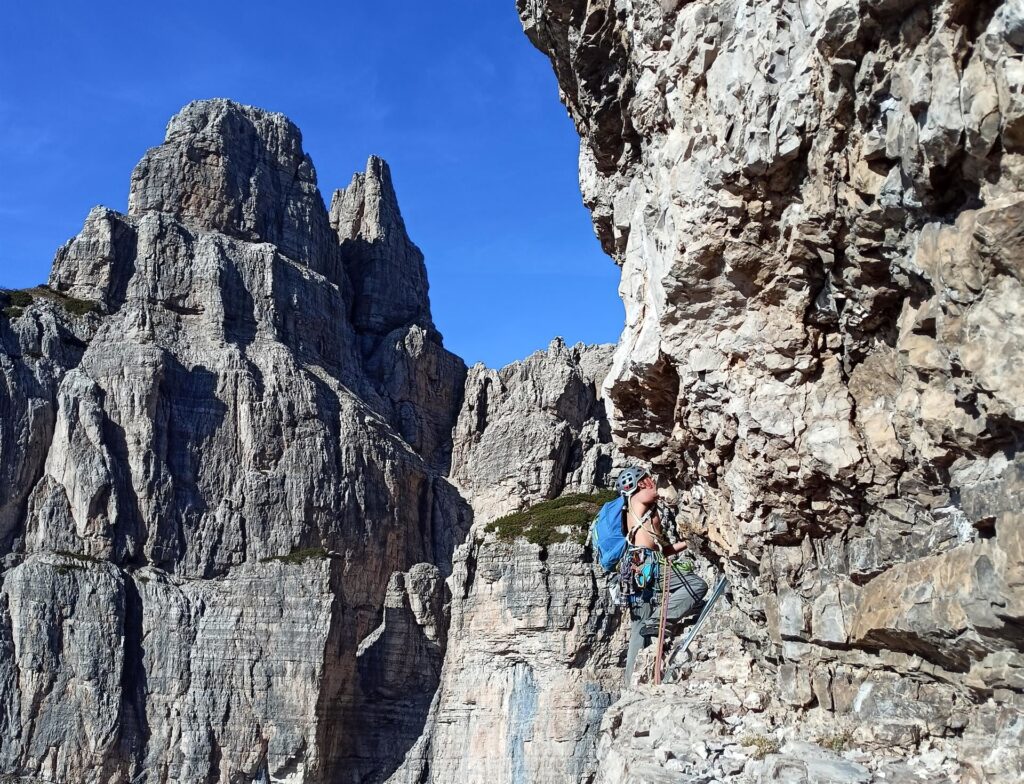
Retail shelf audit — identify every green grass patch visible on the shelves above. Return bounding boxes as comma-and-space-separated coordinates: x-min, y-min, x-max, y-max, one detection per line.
260, 546, 329, 565
55, 550, 103, 564
817, 731, 852, 753
1, 289, 31, 320
740, 734, 781, 760
486, 490, 617, 548
7, 290, 34, 308
0, 285, 99, 319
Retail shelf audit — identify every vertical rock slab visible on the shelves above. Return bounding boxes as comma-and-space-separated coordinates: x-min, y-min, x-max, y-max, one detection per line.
136, 557, 343, 783
0, 554, 126, 782
518, 0, 1024, 776
384, 338, 624, 782
388, 540, 620, 784
0, 302, 94, 554
451, 339, 621, 523
344, 563, 447, 783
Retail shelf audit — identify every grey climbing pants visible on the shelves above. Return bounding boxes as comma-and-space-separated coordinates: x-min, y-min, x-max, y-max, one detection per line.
623, 565, 708, 684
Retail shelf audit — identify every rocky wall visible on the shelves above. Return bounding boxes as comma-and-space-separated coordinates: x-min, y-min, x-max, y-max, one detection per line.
451, 339, 621, 523
387, 540, 622, 784
0, 99, 473, 783
518, 0, 1024, 779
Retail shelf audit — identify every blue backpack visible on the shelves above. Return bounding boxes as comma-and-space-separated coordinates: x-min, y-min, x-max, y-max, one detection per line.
589, 497, 628, 572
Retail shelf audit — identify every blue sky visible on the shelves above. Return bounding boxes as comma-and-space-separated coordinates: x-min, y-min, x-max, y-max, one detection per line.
0, 2, 623, 368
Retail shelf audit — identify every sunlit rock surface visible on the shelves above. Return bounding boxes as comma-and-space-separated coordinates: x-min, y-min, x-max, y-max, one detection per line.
0, 99, 473, 784
0, 97, 624, 783
518, 0, 1024, 779
451, 338, 622, 523
387, 540, 621, 784
387, 341, 624, 784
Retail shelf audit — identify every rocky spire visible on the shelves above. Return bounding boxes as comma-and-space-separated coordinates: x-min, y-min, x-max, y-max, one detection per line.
330, 156, 435, 340
127, 99, 339, 280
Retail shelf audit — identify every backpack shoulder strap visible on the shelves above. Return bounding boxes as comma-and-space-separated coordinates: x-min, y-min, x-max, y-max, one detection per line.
625, 504, 653, 545
626, 520, 644, 544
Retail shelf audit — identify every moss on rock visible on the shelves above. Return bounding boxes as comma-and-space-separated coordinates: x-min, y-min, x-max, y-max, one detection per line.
486, 490, 617, 547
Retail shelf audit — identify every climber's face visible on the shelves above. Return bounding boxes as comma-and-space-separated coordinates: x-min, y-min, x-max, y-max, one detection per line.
634, 474, 658, 504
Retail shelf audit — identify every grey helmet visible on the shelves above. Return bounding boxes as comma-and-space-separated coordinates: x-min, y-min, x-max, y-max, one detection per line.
615, 466, 650, 497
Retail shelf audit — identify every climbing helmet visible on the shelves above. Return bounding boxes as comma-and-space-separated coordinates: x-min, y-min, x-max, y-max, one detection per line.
615, 466, 650, 497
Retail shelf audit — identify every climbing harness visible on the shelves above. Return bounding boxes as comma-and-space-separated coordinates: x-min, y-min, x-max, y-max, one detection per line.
651, 555, 705, 685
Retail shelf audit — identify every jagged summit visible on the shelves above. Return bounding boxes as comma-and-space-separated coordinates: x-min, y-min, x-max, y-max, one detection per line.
128, 99, 338, 277
51, 99, 441, 359
331, 155, 435, 339
20, 99, 472, 573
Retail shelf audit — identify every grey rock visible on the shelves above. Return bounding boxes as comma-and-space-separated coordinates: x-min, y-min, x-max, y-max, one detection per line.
133, 557, 344, 783
451, 338, 622, 523
331, 156, 467, 471
0, 554, 126, 780
761, 742, 871, 784
49, 207, 137, 310
350, 563, 448, 783
0, 301, 93, 552
518, 0, 1024, 778
331, 156, 434, 340
0, 99, 475, 784
0, 94, 631, 784
388, 539, 621, 784
128, 99, 339, 279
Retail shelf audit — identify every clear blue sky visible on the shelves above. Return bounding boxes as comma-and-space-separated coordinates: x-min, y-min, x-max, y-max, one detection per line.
0, 2, 623, 368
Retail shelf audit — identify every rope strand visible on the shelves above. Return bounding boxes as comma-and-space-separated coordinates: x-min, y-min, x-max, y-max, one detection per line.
653, 551, 670, 685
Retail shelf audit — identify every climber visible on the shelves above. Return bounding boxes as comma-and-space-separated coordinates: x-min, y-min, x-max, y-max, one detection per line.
617, 466, 708, 685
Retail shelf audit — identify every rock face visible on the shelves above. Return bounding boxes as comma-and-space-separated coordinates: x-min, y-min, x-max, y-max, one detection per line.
451, 338, 621, 522
518, 0, 1024, 779
387, 540, 621, 784
0, 300, 92, 554
0, 99, 476, 784
382, 341, 624, 784
0, 97, 626, 784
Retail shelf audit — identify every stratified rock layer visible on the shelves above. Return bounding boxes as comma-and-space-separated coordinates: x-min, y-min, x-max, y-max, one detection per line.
0, 97, 627, 784
518, 0, 1024, 780
0, 99, 472, 784
451, 338, 621, 522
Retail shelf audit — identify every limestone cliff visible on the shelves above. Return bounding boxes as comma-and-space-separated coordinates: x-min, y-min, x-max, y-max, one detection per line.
386, 538, 621, 784
518, 0, 1024, 780
451, 338, 622, 523
0, 99, 475, 784
0, 98, 625, 783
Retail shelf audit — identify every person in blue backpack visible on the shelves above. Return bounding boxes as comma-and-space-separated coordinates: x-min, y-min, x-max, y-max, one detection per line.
615, 466, 708, 685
